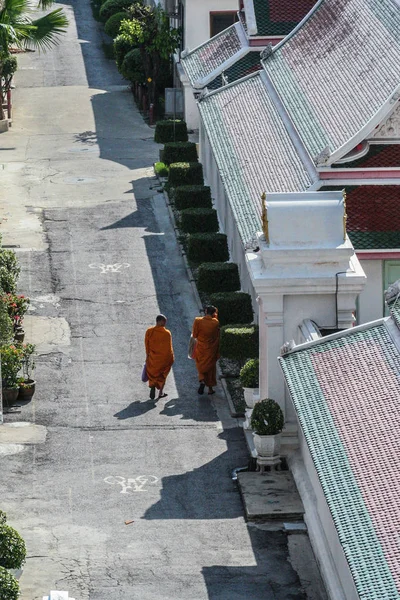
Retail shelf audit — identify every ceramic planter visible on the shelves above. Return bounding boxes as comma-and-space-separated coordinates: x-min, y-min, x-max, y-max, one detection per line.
14, 327, 25, 343
243, 387, 259, 409
253, 433, 281, 457
2, 387, 19, 407
242, 408, 253, 430
18, 380, 36, 401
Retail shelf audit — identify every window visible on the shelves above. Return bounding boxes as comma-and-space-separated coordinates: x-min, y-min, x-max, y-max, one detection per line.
210, 11, 238, 37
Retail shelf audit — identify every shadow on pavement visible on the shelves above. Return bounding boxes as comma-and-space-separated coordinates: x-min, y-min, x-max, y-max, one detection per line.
113, 399, 158, 420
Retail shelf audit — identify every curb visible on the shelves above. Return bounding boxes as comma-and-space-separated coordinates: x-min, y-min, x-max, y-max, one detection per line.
220, 375, 244, 418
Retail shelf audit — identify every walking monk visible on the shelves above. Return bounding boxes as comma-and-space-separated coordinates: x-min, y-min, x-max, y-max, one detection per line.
145, 314, 174, 400
192, 306, 220, 395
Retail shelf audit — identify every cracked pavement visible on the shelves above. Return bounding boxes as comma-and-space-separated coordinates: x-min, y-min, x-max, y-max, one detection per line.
0, 0, 327, 599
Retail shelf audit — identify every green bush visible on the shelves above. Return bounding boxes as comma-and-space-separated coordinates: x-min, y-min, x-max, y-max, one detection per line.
0, 567, 19, 600
180, 208, 219, 234
154, 120, 188, 143
0, 511, 6, 525
99, 0, 133, 22
187, 233, 229, 263
209, 292, 253, 326
120, 48, 145, 83
104, 11, 126, 37
174, 185, 212, 210
0, 251, 20, 282
197, 262, 240, 293
154, 162, 169, 177
219, 324, 259, 361
163, 142, 198, 165
251, 399, 284, 435
240, 358, 259, 388
0, 524, 26, 570
168, 162, 204, 187
0, 269, 17, 294
114, 34, 134, 69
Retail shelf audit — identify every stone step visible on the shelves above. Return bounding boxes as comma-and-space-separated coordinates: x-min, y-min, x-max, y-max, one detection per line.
42, 593, 75, 600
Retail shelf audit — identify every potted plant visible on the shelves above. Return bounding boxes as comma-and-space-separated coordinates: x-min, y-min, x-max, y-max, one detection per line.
0, 524, 26, 571
250, 398, 284, 457
2, 294, 30, 342
0, 344, 23, 406
0, 567, 19, 600
18, 343, 36, 401
240, 358, 259, 408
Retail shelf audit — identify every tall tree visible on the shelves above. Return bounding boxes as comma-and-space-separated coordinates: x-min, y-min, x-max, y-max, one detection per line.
0, 0, 69, 118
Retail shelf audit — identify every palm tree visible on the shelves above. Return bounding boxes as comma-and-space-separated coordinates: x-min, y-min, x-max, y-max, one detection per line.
0, 0, 69, 118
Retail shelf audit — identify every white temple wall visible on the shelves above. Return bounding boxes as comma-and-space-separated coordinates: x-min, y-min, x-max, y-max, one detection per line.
183, 0, 238, 51
357, 259, 383, 323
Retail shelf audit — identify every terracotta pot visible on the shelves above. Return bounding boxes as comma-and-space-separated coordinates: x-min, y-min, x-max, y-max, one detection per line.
18, 380, 36, 401
2, 387, 20, 407
253, 433, 281, 457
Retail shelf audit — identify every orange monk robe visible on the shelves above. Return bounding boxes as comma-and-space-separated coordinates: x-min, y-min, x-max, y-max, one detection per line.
192, 315, 220, 387
145, 326, 174, 390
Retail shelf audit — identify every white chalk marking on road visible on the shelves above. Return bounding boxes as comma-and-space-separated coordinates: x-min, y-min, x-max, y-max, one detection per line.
104, 475, 158, 494
89, 263, 130, 274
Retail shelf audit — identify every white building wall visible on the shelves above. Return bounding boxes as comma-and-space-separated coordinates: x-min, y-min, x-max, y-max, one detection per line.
357, 259, 383, 324
183, 0, 238, 51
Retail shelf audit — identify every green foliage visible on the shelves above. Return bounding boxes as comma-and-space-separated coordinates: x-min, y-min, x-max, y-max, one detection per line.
101, 41, 115, 59
0, 251, 20, 282
209, 292, 253, 326
168, 162, 203, 187
154, 120, 188, 143
0, 269, 17, 295
219, 324, 259, 362
163, 142, 198, 165
0, 567, 19, 600
251, 399, 284, 435
154, 162, 169, 177
197, 262, 240, 293
0, 302, 13, 346
120, 47, 145, 82
180, 208, 219, 234
187, 233, 229, 264
121, 4, 180, 60
104, 11, 126, 37
174, 185, 212, 210
0, 524, 26, 569
0, 511, 6, 525
99, 0, 134, 23
2, 55, 17, 79
0, 344, 23, 388
114, 34, 134, 69
240, 358, 259, 388
21, 343, 36, 380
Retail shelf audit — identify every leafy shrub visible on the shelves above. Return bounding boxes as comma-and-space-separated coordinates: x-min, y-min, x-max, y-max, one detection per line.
197, 262, 240, 293
114, 34, 134, 69
99, 0, 134, 22
0, 524, 26, 569
209, 292, 253, 326
180, 208, 219, 234
168, 162, 203, 187
104, 11, 126, 37
0, 511, 6, 525
163, 142, 198, 165
251, 399, 284, 435
174, 185, 212, 210
120, 48, 145, 83
219, 324, 259, 362
154, 120, 188, 143
0, 567, 19, 600
0, 269, 17, 294
240, 358, 259, 388
0, 251, 20, 282
187, 233, 229, 263
154, 162, 169, 177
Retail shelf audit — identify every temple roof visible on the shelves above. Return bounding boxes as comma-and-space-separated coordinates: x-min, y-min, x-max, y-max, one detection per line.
262, 0, 400, 164
207, 51, 262, 91
198, 73, 313, 244
279, 317, 400, 600
252, 0, 316, 36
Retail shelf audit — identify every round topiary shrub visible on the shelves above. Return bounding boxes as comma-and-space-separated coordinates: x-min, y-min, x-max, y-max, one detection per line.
104, 11, 126, 38
180, 208, 219, 234
197, 262, 240, 293
99, 0, 133, 22
0, 566, 19, 600
219, 324, 259, 362
240, 358, 259, 388
174, 185, 212, 210
154, 120, 188, 143
168, 162, 204, 187
0, 525, 26, 570
120, 48, 145, 83
114, 34, 135, 69
187, 233, 229, 263
163, 142, 198, 165
209, 292, 253, 326
250, 399, 284, 435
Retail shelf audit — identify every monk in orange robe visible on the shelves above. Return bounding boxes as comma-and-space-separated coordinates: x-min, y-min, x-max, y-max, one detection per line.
192, 305, 220, 395
145, 314, 174, 400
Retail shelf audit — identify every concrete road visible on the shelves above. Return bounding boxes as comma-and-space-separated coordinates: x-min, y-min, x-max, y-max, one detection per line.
0, 1, 324, 599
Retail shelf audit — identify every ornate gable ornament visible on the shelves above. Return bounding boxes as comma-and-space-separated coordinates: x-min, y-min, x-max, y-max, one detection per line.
373, 103, 400, 139
314, 146, 331, 166
260, 44, 274, 61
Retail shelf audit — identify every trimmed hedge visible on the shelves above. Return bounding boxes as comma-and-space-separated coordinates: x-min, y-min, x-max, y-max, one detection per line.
180, 208, 219, 234
99, 0, 133, 22
120, 48, 145, 83
175, 185, 212, 210
0, 567, 19, 600
197, 262, 240, 293
219, 324, 259, 361
114, 34, 134, 69
209, 292, 253, 326
104, 11, 126, 38
240, 358, 259, 388
163, 142, 198, 165
187, 233, 229, 263
168, 162, 204, 187
155, 120, 188, 143
154, 162, 169, 177
0, 525, 26, 570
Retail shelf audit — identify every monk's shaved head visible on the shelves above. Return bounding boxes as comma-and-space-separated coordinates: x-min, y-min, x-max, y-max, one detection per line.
156, 314, 167, 324
205, 306, 217, 316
